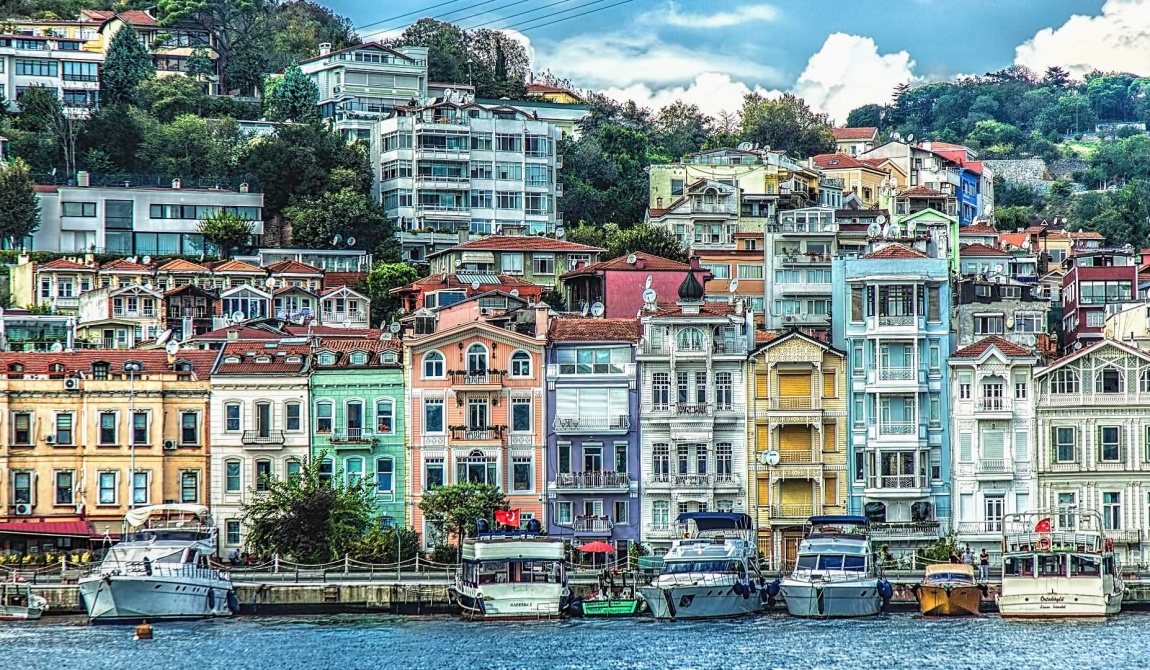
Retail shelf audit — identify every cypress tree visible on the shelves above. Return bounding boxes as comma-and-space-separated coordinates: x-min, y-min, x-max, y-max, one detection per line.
0, 159, 42, 249
100, 24, 156, 105
264, 63, 320, 123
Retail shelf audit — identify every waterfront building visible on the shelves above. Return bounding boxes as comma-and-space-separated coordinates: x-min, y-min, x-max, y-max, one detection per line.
404, 300, 549, 544
544, 317, 642, 556
953, 243, 1051, 350
830, 127, 878, 156
636, 266, 754, 554
208, 341, 311, 556
75, 283, 165, 348
310, 340, 406, 524
949, 336, 1039, 560
10, 257, 98, 314
860, 140, 992, 226
747, 330, 848, 569
163, 284, 221, 342
316, 285, 372, 330
560, 252, 695, 318
1033, 338, 1150, 562
1060, 246, 1138, 353
831, 235, 953, 556
427, 235, 603, 294
235, 248, 372, 273
391, 272, 543, 313
0, 32, 102, 116
0, 349, 216, 552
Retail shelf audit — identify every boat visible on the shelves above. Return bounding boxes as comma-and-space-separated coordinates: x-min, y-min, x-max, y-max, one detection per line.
997, 510, 1125, 618
578, 571, 643, 617
638, 513, 765, 620
912, 563, 984, 616
451, 518, 571, 620
776, 515, 892, 618
78, 504, 237, 624
0, 576, 48, 620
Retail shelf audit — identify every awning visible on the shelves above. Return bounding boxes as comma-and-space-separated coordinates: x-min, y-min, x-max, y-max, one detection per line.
461, 251, 495, 264
0, 520, 95, 537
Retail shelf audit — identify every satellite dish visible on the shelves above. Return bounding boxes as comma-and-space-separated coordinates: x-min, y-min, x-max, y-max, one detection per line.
907, 134, 915, 143
590, 302, 605, 317
760, 450, 781, 467
876, 215, 886, 224
389, 321, 401, 333
737, 141, 753, 151
265, 277, 275, 288
346, 237, 356, 247
642, 288, 657, 304
454, 259, 462, 268
645, 275, 653, 289
50, 341, 64, 353
156, 329, 172, 345
627, 253, 637, 265
142, 255, 151, 265
581, 303, 590, 317
555, 226, 565, 238
509, 289, 519, 297
729, 278, 740, 293
232, 310, 245, 322
145, 281, 153, 290
165, 340, 180, 356
471, 280, 481, 290
332, 234, 343, 246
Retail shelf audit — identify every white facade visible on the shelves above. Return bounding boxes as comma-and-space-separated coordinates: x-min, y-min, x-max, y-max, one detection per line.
764, 207, 839, 333
0, 34, 102, 116
949, 339, 1039, 559
636, 299, 753, 553
208, 346, 311, 556
33, 179, 263, 254
318, 286, 371, 330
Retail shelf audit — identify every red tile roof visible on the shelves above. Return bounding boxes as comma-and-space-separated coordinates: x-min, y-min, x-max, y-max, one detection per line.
322, 272, 367, 289
214, 342, 312, 375
34, 184, 59, 193
952, 335, 1034, 358
960, 223, 998, 236
899, 186, 944, 197
755, 331, 781, 344
811, 153, 882, 171
38, 258, 94, 271
548, 317, 641, 342
0, 520, 95, 537
315, 338, 403, 366
857, 157, 891, 169
265, 259, 323, 275
960, 242, 1010, 257
156, 259, 209, 273
438, 236, 603, 255
861, 244, 928, 260
997, 233, 1029, 249
831, 127, 878, 140
82, 9, 158, 25
0, 349, 211, 378
100, 259, 151, 273
211, 259, 265, 274
561, 252, 689, 278
1071, 231, 1105, 240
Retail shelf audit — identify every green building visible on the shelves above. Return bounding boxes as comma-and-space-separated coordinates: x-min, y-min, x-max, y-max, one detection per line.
310, 339, 407, 525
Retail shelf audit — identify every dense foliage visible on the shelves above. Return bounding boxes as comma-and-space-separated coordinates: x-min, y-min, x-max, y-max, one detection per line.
418, 482, 509, 548
387, 19, 530, 99
0, 160, 42, 248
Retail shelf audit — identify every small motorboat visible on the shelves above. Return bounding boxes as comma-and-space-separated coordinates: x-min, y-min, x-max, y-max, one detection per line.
913, 563, 984, 616
0, 575, 49, 621
579, 571, 643, 617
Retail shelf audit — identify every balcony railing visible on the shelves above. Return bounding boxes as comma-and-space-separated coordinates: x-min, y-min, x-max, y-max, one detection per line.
767, 504, 815, 519
674, 403, 711, 416
329, 428, 374, 444
713, 339, 749, 355
976, 397, 1012, 412
646, 473, 740, 487
779, 449, 819, 464
552, 415, 630, 432
242, 430, 286, 446
554, 471, 630, 490
878, 421, 917, 435
573, 515, 614, 533
450, 370, 504, 385
1104, 529, 1142, 544
321, 311, 364, 323
450, 425, 505, 441
772, 396, 821, 410
878, 367, 916, 381
977, 459, 1008, 473
870, 521, 943, 538
878, 315, 915, 327
112, 310, 157, 318
956, 521, 1003, 535
866, 474, 928, 490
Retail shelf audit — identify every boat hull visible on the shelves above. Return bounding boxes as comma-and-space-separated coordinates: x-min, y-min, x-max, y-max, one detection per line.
638, 584, 763, 620
451, 583, 569, 620
79, 574, 235, 624
580, 599, 641, 617
780, 580, 882, 618
0, 606, 43, 621
916, 585, 982, 616
998, 591, 1123, 618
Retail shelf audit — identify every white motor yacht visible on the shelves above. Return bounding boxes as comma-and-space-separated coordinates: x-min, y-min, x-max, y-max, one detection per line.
777, 515, 891, 618
0, 577, 48, 621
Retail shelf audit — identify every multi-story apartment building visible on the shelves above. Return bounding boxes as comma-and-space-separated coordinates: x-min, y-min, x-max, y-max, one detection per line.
0, 349, 216, 551
636, 267, 753, 554
764, 207, 838, 334
949, 336, 1039, 559
953, 276, 1051, 351
427, 235, 603, 294
1034, 338, 1150, 562
32, 175, 263, 254
861, 140, 992, 227
831, 239, 953, 556
545, 317, 641, 556
1061, 247, 1139, 353
208, 341, 311, 556
299, 42, 429, 141
405, 300, 549, 545
10, 257, 97, 314
0, 33, 102, 116
748, 331, 848, 569
391, 272, 543, 313
373, 95, 565, 262
310, 340, 406, 524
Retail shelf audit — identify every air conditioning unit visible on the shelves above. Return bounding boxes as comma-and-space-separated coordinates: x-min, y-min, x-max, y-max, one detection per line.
44, 435, 56, 445
783, 315, 796, 324
64, 377, 82, 390
13, 503, 32, 516
163, 440, 177, 451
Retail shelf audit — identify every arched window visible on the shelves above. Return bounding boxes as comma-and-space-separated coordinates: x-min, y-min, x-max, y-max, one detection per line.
376, 399, 394, 434
466, 343, 488, 374
510, 351, 531, 377
457, 449, 496, 485
1140, 369, 1150, 393
677, 327, 704, 351
1096, 367, 1124, 394
1050, 370, 1079, 394
423, 351, 445, 378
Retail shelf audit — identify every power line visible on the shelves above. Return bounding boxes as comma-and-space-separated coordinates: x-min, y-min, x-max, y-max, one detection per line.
463, 0, 584, 30
505, 0, 639, 33
439, 0, 539, 28
356, 0, 470, 31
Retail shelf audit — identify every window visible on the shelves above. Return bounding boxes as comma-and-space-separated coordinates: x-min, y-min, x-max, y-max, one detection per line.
180, 471, 198, 503
424, 457, 444, 490
457, 450, 497, 486
496, 191, 522, 209
225, 403, 241, 432
500, 253, 524, 274
1096, 367, 1123, 394
287, 460, 302, 483
1103, 492, 1121, 530
225, 460, 241, 493
1057, 492, 1076, 528
55, 470, 74, 505
737, 264, 763, 279
532, 254, 555, 275
423, 351, 445, 378
703, 264, 730, 280
652, 372, 670, 408
927, 286, 941, 322
132, 411, 148, 445
180, 411, 199, 445
285, 402, 301, 431
974, 314, 1005, 335
981, 378, 1005, 410
716, 372, 733, 410
376, 400, 394, 434
466, 344, 488, 374
1014, 311, 1043, 332
98, 471, 117, 505
99, 412, 117, 444
55, 413, 73, 445
652, 500, 670, 528
512, 456, 532, 491
424, 398, 445, 433
132, 471, 149, 505
1099, 426, 1122, 462
316, 401, 333, 434
1050, 370, 1079, 394
16, 59, 58, 76
255, 460, 272, 492
62, 201, 96, 217
346, 458, 364, 486
1014, 373, 1028, 400
508, 350, 532, 377
1086, 311, 1105, 328
958, 371, 972, 400
226, 520, 241, 546
1054, 427, 1076, 463
467, 399, 489, 431
555, 346, 629, 374
512, 398, 531, 433
376, 457, 394, 493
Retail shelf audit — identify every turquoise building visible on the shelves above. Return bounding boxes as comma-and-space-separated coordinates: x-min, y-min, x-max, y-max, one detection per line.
310, 340, 407, 525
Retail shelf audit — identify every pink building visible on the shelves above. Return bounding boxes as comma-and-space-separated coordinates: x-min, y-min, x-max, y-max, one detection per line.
560, 252, 707, 318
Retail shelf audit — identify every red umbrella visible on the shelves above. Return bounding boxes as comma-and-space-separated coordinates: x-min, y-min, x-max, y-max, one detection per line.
579, 541, 616, 553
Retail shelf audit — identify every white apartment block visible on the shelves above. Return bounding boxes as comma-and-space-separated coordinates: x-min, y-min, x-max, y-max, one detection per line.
0, 33, 101, 116
949, 336, 1039, 559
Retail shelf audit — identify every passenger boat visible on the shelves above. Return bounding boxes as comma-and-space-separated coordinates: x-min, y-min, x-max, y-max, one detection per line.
0, 576, 48, 620
451, 518, 571, 620
638, 513, 765, 620
776, 515, 892, 618
913, 563, 984, 616
579, 571, 642, 617
998, 510, 1124, 618
78, 504, 237, 624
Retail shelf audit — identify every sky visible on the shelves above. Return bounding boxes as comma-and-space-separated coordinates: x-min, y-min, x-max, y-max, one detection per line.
327, 0, 1150, 123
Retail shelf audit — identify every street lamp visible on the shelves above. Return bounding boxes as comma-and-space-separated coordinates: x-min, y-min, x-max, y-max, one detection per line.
123, 361, 142, 509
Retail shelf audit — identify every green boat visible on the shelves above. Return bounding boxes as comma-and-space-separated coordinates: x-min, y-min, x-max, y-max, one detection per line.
581, 597, 642, 617
578, 570, 645, 617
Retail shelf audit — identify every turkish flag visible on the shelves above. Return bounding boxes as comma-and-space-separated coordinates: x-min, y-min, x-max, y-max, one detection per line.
495, 509, 520, 527
1034, 518, 1052, 533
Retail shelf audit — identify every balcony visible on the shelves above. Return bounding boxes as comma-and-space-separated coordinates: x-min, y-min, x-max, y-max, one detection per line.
321, 311, 366, 324
878, 421, 917, 436
778, 449, 820, 465
112, 310, 157, 319
766, 504, 815, 519
449, 370, 504, 388
645, 524, 676, 539
712, 338, 749, 355
712, 403, 744, 421
1037, 391, 1150, 407
645, 473, 740, 488
864, 475, 930, 497
674, 403, 712, 416
573, 515, 614, 534
552, 415, 631, 433
51, 296, 80, 309
779, 253, 832, 265
975, 459, 1011, 480
328, 428, 375, 445
956, 521, 1003, 536
780, 282, 832, 296
1104, 529, 1142, 544
553, 471, 631, 492
975, 397, 1013, 415
450, 425, 506, 442
546, 362, 637, 380
242, 430, 286, 447
870, 521, 944, 540
771, 396, 821, 411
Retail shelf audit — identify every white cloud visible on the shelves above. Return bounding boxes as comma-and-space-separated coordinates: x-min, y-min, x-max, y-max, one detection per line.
602, 73, 779, 118
791, 33, 916, 124
1014, 0, 1150, 77
659, 3, 778, 29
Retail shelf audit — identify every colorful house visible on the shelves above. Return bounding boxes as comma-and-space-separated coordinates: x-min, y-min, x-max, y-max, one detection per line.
427, 235, 604, 294
559, 252, 696, 318
545, 317, 642, 556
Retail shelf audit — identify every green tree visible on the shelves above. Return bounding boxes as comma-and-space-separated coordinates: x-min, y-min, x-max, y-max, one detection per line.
389, 18, 469, 86
1086, 73, 1137, 121
241, 452, 376, 563
965, 119, 1023, 156
845, 104, 883, 129
738, 92, 835, 158
467, 28, 530, 99
566, 222, 686, 262
186, 46, 215, 83
157, 0, 270, 94
365, 261, 420, 320
994, 205, 1033, 232
1037, 93, 1096, 135
135, 74, 209, 122
1049, 179, 1073, 199
418, 482, 509, 550
0, 159, 41, 249
1041, 66, 1072, 89
266, 0, 359, 72
264, 62, 320, 123
100, 24, 155, 105
17, 86, 80, 176
283, 188, 396, 258
651, 101, 712, 159
198, 209, 254, 259
139, 114, 243, 178
348, 525, 422, 565
77, 104, 157, 173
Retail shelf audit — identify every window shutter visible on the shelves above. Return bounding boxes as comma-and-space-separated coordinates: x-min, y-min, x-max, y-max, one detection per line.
1049, 426, 1057, 464
1014, 430, 1028, 462
982, 431, 1005, 460
959, 432, 972, 462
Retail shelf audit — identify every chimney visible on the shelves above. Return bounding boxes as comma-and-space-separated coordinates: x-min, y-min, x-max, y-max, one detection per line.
534, 304, 550, 339
319, 42, 332, 56
172, 178, 181, 189
458, 227, 469, 245
77, 171, 90, 187
239, 182, 249, 194
227, 330, 239, 341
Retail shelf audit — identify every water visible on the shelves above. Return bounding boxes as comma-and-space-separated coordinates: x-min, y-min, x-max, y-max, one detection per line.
2, 613, 1144, 670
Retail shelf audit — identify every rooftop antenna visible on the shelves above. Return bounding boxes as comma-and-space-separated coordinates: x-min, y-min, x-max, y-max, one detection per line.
590, 302, 605, 318
389, 322, 401, 334
165, 340, 180, 356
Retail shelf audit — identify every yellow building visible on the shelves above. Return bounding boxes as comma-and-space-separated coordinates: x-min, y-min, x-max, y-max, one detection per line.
0, 349, 217, 553
6, 18, 106, 53
747, 331, 848, 569
526, 83, 583, 105
810, 154, 892, 208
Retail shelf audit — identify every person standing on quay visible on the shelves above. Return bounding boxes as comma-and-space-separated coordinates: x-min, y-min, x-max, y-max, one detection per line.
979, 549, 990, 581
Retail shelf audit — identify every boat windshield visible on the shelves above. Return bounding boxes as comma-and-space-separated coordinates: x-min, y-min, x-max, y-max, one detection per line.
663, 560, 745, 576
466, 559, 564, 585
1005, 553, 1113, 578
1070, 555, 1101, 577
1004, 555, 1034, 576
796, 554, 866, 571
925, 571, 975, 584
